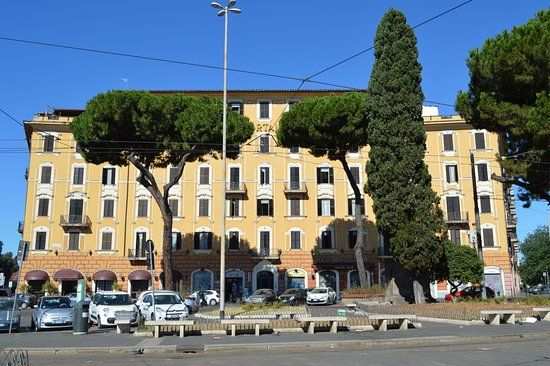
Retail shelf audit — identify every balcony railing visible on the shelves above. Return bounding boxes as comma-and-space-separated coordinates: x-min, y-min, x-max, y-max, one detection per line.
284, 182, 307, 194
226, 182, 246, 194
59, 215, 91, 228
444, 211, 469, 224
128, 248, 146, 260
18, 221, 24, 234
251, 248, 281, 260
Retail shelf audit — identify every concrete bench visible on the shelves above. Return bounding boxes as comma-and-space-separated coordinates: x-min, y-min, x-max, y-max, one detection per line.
114, 311, 135, 334
295, 316, 347, 334
368, 314, 417, 331
221, 319, 270, 336
533, 308, 550, 321
480, 310, 522, 325
144, 320, 195, 338
345, 303, 358, 312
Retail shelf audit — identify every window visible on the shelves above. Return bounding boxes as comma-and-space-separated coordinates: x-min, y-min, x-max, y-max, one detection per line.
137, 199, 148, 217
259, 101, 270, 119
198, 198, 210, 217
68, 232, 80, 251
476, 163, 489, 182
228, 231, 240, 250
171, 232, 182, 251
350, 166, 360, 185
259, 231, 270, 256
194, 232, 212, 250
317, 199, 335, 216
102, 167, 116, 185
289, 199, 301, 216
317, 167, 334, 184
37, 198, 49, 217
347, 198, 365, 216
95, 280, 113, 292
229, 101, 243, 115
482, 227, 495, 247
474, 132, 486, 150
257, 199, 273, 216
199, 167, 210, 185
227, 198, 240, 217
449, 229, 460, 245
320, 230, 333, 249
168, 198, 179, 217
480, 195, 491, 213
169, 166, 180, 184
43, 135, 54, 152
443, 133, 454, 152
259, 135, 270, 153
259, 166, 270, 185
135, 231, 147, 256
348, 146, 359, 154
101, 231, 113, 251
68, 199, 84, 222
35, 231, 47, 250
229, 167, 240, 190
445, 164, 458, 183
103, 199, 115, 218
348, 230, 357, 249
289, 146, 299, 154
446, 196, 461, 221
289, 166, 300, 189
73, 167, 84, 185
40, 166, 52, 184
290, 230, 301, 250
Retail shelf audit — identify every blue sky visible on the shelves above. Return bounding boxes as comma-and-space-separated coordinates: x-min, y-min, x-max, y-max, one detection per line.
0, 1, 548, 254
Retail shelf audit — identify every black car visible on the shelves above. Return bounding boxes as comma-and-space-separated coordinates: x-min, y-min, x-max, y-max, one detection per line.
278, 288, 306, 305
246, 289, 277, 304
461, 286, 496, 299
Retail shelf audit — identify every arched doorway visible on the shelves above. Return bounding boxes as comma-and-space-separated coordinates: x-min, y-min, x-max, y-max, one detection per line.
286, 268, 307, 289
191, 269, 213, 292
252, 260, 278, 293
256, 271, 274, 290
225, 269, 244, 302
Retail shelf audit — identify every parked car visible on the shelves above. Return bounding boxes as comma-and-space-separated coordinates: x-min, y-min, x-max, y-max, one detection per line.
444, 286, 496, 302
16, 293, 37, 309
89, 291, 138, 328
245, 289, 277, 304
190, 290, 220, 306
0, 297, 21, 331
135, 290, 189, 321
32, 296, 73, 331
278, 288, 307, 305
0, 289, 12, 297
67, 292, 92, 307
306, 287, 337, 305
183, 296, 200, 314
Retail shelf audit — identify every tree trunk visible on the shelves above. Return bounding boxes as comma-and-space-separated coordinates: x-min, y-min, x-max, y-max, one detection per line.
338, 157, 368, 288
161, 210, 174, 290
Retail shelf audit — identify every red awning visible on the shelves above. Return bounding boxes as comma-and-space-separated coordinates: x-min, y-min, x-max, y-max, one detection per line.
93, 270, 117, 281
53, 269, 83, 281
24, 270, 49, 281
128, 270, 151, 281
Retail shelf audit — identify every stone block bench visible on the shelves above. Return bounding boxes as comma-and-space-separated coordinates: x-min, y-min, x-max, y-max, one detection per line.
368, 314, 417, 331
295, 316, 347, 334
144, 320, 195, 338
480, 310, 522, 325
221, 319, 270, 336
533, 307, 550, 321
114, 311, 135, 334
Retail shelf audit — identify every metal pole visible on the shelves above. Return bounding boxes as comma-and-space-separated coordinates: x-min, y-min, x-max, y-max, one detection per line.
8, 270, 21, 334
219, 6, 229, 319
470, 152, 486, 299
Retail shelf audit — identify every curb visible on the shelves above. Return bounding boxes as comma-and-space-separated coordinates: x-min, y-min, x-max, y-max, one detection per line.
416, 316, 484, 326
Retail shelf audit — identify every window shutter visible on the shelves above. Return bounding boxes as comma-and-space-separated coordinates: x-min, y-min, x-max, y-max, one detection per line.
194, 233, 199, 249
269, 200, 273, 216
347, 199, 352, 216
329, 168, 334, 184
316, 168, 321, 184
317, 200, 322, 216
330, 199, 335, 216
207, 232, 213, 249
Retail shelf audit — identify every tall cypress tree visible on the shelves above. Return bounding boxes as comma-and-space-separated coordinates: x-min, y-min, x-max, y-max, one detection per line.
366, 9, 446, 301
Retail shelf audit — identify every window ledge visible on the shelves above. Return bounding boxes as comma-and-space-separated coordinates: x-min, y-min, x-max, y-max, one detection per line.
285, 215, 306, 219
96, 250, 118, 255
30, 250, 50, 255
227, 216, 246, 220
193, 249, 212, 254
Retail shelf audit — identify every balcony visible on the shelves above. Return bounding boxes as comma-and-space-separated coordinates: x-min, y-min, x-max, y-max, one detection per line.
284, 182, 307, 195
128, 248, 146, 260
18, 221, 24, 234
59, 215, 91, 229
444, 211, 469, 225
226, 182, 247, 195
250, 248, 281, 260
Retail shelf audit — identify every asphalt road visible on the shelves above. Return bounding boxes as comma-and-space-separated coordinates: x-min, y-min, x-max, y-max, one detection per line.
26, 340, 550, 366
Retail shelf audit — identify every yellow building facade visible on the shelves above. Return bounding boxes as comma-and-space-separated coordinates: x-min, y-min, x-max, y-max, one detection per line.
18, 90, 520, 299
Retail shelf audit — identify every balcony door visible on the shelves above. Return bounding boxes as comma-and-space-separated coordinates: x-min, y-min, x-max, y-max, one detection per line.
446, 196, 461, 221
229, 167, 240, 190
289, 167, 300, 190
135, 232, 147, 257
68, 199, 83, 223
259, 231, 270, 256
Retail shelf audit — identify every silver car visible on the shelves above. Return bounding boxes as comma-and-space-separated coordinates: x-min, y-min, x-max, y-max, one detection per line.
0, 297, 21, 331
32, 296, 73, 331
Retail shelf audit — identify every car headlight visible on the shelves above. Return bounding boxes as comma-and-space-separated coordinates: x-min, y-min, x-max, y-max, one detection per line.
289, 296, 295, 301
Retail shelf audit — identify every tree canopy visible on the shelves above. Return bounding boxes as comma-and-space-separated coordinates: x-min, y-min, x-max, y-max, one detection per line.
366, 9, 446, 285
444, 242, 484, 294
277, 92, 370, 287
456, 9, 550, 205
519, 226, 550, 286
71, 90, 254, 289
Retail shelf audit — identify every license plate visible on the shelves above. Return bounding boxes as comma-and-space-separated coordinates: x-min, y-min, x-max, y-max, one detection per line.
52, 319, 65, 324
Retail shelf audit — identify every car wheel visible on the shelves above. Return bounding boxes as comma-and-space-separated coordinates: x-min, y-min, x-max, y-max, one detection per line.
209, 299, 217, 306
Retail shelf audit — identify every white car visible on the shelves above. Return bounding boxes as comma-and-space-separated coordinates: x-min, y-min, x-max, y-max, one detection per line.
135, 290, 189, 321
89, 291, 138, 328
306, 287, 337, 305
191, 290, 220, 306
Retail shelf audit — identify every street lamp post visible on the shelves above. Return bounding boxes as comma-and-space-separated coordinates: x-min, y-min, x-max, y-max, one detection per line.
211, 0, 241, 319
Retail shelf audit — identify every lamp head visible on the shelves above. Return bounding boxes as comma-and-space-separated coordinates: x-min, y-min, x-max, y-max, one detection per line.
210, 1, 224, 10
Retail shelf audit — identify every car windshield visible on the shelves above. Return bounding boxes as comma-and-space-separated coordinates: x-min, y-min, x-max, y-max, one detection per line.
310, 288, 328, 294
97, 294, 131, 306
254, 290, 271, 296
154, 294, 181, 305
41, 297, 71, 309
0, 299, 16, 310
283, 289, 299, 295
